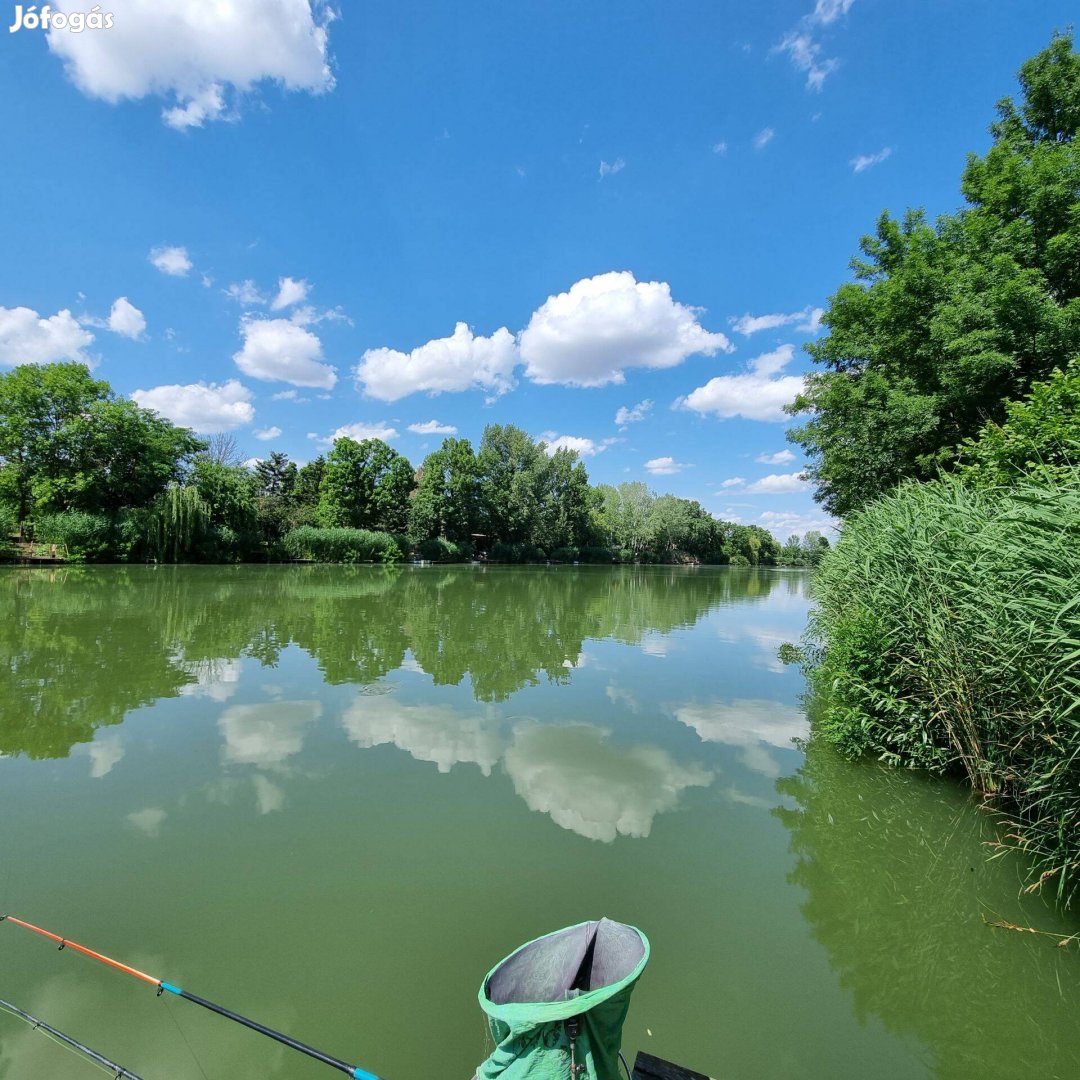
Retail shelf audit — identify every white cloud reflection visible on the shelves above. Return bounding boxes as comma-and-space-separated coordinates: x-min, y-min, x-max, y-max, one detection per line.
219, 700, 321, 767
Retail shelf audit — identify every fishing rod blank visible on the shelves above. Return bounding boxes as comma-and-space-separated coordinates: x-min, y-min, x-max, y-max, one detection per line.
1, 915, 383, 1080
0, 995, 146, 1079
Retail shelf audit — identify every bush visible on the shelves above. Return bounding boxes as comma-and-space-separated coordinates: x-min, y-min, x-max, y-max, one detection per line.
32, 511, 116, 561
728, 554, 751, 567
414, 537, 473, 562
802, 470, 1080, 904
283, 526, 404, 563
490, 541, 548, 563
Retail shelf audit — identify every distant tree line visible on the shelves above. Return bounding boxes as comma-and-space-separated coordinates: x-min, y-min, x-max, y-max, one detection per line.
0, 361, 807, 566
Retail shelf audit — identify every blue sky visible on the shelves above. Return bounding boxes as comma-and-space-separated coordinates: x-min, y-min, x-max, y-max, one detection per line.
0, 1, 1073, 539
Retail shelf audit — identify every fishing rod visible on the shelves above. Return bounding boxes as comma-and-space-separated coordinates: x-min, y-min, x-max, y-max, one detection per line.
0, 995, 146, 1079
1, 915, 384, 1080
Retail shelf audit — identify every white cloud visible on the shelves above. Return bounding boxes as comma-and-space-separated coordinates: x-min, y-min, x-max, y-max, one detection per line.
520, 271, 732, 388
678, 344, 805, 422
542, 435, 609, 457
753, 127, 775, 150
342, 698, 503, 777
87, 733, 124, 779
0, 306, 95, 367
226, 280, 265, 305
503, 722, 712, 842
312, 421, 399, 445
615, 399, 653, 427
712, 141, 728, 154
131, 379, 255, 433
850, 147, 892, 173
149, 245, 192, 276
645, 456, 690, 475
730, 306, 823, 335
271, 389, 299, 401
774, 0, 855, 91
757, 509, 837, 535
234, 317, 337, 389
271, 276, 310, 310
355, 322, 518, 402
674, 699, 808, 778
46, 0, 335, 130
755, 449, 797, 466
220, 701, 322, 768
745, 472, 808, 494
599, 157, 625, 178
127, 807, 167, 837
408, 420, 458, 435
254, 426, 282, 441
720, 477, 746, 489
107, 297, 146, 339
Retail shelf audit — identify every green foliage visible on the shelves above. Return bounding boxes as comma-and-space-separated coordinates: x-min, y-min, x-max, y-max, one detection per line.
548, 545, 614, 563
0, 503, 15, 542
789, 33, 1080, 517
961, 357, 1080, 484
490, 541, 548, 563
408, 437, 482, 544
802, 470, 1080, 903
318, 437, 415, 532
728, 554, 750, 567
283, 526, 405, 563
31, 511, 115, 561
414, 536, 473, 562
146, 484, 210, 563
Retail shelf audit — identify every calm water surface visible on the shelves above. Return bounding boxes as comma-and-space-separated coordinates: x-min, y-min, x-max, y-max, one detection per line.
1, 565, 1078, 1079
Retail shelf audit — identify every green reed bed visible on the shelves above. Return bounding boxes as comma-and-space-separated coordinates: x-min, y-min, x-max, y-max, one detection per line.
803, 470, 1080, 904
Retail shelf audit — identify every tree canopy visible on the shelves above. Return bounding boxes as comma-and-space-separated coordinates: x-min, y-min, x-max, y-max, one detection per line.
788, 32, 1080, 517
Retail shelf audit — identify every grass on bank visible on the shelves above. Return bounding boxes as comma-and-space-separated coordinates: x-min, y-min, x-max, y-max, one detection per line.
801, 469, 1080, 905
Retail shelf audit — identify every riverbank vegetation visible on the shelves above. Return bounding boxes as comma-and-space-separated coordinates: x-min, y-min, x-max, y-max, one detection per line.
792, 34, 1080, 903
0, 363, 822, 567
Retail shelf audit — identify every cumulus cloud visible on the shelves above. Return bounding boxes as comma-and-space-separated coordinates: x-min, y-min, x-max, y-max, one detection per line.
226, 280, 265, 305
46, 0, 335, 130
107, 297, 146, 339
720, 477, 746, 488
730, 306, 823, 336
774, 0, 855, 91
542, 435, 611, 457
745, 472, 808, 494
408, 420, 458, 436
311, 421, 399, 445
758, 509, 837, 535
271, 276, 310, 310
753, 127, 775, 150
220, 701, 322, 768
678, 344, 804, 422
355, 323, 518, 402
234, 317, 337, 389
674, 699, 808, 778
645, 456, 690, 475
755, 449, 797, 466
254, 426, 282, 441
503, 722, 712, 842
520, 271, 731, 388
615, 399, 653, 427
131, 379, 255, 433
149, 245, 192, 276
0, 306, 95, 367
342, 698, 503, 776
851, 147, 892, 173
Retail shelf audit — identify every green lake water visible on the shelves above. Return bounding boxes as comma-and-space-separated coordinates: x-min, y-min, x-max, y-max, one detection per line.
1, 564, 1078, 1079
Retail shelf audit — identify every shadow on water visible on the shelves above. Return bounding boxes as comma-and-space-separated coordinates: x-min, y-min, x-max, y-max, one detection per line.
776, 735, 1080, 1079
0, 563, 794, 760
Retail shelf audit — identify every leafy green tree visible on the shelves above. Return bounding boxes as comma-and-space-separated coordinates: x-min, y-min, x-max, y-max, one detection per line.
0, 363, 110, 523
192, 459, 260, 556
318, 437, 415, 532
255, 452, 297, 498
789, 33, 1080, 517
477, 425, 548, 543
408, 437, 482, 544
36, 398, 203, 513
535, 446, 592, 551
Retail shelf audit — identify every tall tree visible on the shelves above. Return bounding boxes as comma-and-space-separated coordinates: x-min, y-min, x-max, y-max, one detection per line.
318, 437, 414, 531
788, 33, 1080, 517
408, 437, 482, 543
